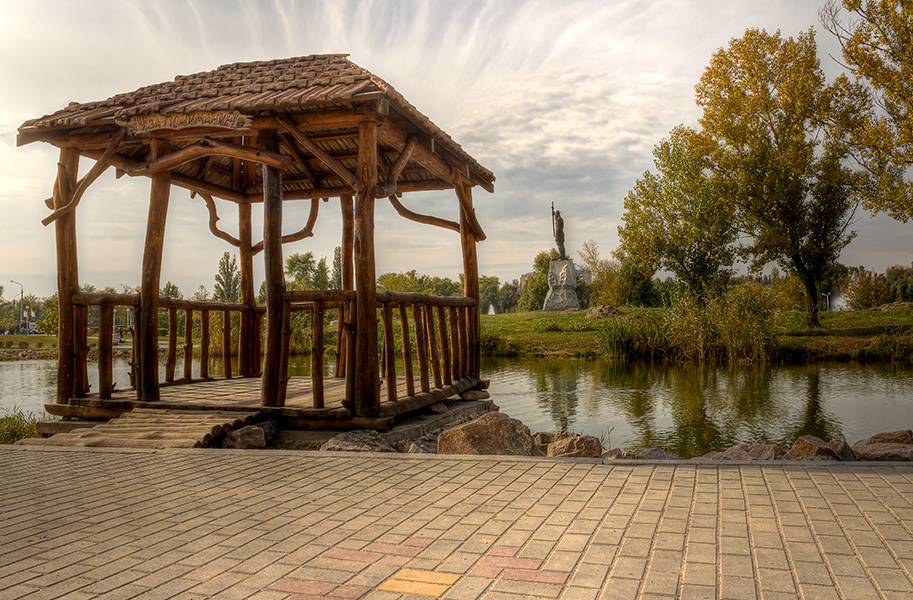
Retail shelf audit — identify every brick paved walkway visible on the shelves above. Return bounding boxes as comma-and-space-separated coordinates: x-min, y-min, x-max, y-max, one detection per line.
2, 447, 913, 600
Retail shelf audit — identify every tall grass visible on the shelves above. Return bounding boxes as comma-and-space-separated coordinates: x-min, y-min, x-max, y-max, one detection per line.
599, 283, 780, 363
0, 406, 42, 444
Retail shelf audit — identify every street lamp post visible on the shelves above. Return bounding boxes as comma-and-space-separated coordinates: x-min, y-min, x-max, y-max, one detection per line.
10, 280, 23, 333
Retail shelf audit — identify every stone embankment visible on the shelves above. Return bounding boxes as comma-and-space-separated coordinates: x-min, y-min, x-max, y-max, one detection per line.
316, 407, 913, 463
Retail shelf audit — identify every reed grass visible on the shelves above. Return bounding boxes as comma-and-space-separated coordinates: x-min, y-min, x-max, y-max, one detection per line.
0, 406, 42, 444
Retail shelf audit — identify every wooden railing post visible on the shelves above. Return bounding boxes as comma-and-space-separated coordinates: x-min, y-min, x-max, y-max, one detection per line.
200, 310, 210, 379
222, 310, 232, 378
183, 309, 193, 380
458, 307, 468, 380
437, 306, 452, 387
413, 304, 430, 393
74, 305, 89, 397
399, 304, 415, 397
424, 304, 442, 389
53, 147, 80, 404
278, 301, 292, 407
381, 302, 397, 402
449, 307, 461, 382
165, 307, 177, 383
98, 305, 114, 398
310, 301, 325, 408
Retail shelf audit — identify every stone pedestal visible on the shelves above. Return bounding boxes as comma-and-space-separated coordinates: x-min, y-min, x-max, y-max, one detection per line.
543, 259, 580, 311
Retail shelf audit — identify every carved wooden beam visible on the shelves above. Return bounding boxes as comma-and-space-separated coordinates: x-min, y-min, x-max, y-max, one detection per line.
200, 194, 241, 247
375, 135, 417, 197
279, 132, 322, 188
453, 168, 486, 241
251, 197, 320, 255
275, 114, 363, 193
378, 123, 454, 186
41, 128, 127, 226
388, 195, 459, 233
123, 137, 291, 176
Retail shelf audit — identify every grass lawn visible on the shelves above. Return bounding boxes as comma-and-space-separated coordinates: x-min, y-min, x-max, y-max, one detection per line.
0, 334, 58, 351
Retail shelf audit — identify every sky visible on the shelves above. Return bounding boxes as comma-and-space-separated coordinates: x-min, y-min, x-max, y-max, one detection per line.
1, 0, 910, 300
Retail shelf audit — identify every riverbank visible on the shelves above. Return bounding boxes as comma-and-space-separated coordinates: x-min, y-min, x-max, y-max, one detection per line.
481, 306, 913, 362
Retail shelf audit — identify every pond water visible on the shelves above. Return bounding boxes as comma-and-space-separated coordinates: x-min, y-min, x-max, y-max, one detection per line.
3, 356, 912, 459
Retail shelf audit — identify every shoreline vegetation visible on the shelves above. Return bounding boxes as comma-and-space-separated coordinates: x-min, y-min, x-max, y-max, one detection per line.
3, 302, 913, 364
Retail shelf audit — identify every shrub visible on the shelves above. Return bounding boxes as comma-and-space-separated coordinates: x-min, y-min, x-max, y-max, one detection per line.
35, 342, 43, 349
0, 406, 41, 444
17, 341, 28, 349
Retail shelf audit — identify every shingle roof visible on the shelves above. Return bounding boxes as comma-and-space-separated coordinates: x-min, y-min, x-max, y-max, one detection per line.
20, 54, 493, 186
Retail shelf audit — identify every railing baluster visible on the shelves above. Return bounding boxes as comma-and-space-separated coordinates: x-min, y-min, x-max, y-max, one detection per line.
424, 304, 442, 389
222, 309, 232, 378
382, 302, 397, 402
335, 303, 346, 378
413, 304, 430, 393
200, 310, 210, 379
343, 298, 356, 410
448, 307, 460, 382
398, 304, 415, 397
183, 309, 193, 380
310, 301, 325, 408
437, 306, 452, 387
98, 305, 114, 398
458, 307, 468, 381
277, 301, 292, 407
131, 307, 139, 395
73, 305, 89, 397
165, 307, 177, 383
253, 310, 263, 377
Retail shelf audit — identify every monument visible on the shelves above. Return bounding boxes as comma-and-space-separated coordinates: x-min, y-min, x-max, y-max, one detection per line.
543, 205, 580, 311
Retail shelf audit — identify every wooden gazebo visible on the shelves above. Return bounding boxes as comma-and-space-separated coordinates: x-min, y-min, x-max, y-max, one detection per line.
18, 54, 494, 429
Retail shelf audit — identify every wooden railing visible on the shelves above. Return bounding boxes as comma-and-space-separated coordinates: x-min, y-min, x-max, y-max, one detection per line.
69, 292, 260, 400
376, 292, 478, 403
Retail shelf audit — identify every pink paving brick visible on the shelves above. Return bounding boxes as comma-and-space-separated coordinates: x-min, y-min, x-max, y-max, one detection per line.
478, 556, 543, 570
289, 595, 338, 600
502, 569, 569, 585
363, 542, 423, 557
322, 548, 383, 563
330, 584, 371, 599
468, 564, 503, 578
378, 554, 411, 567
488, 546, 520, 557
270, 579, 338, 595
404, 536, 435, 548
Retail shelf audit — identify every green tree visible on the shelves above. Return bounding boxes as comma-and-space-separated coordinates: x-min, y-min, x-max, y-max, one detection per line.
619, 126, 737, 295
696, 28, 872, 326
313, 257, 330, 291
496, 280, 521, 313
331, 246, 343, 289
842, 271, 894, 309
821, 0, 913, 221
213, 252, 240, 302
37, 296, 58, 335
479, 276, 500, 314
518, 250, 558, 311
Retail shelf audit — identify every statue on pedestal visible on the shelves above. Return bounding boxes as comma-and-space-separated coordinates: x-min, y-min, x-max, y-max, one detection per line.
543, 203, 580, 311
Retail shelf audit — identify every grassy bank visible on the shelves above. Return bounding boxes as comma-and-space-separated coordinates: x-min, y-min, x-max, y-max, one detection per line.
481, 307, 913, 363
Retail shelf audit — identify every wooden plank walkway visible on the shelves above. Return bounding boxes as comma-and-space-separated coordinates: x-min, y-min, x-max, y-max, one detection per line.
19, 408, 261, 448
43, 376, 480, 431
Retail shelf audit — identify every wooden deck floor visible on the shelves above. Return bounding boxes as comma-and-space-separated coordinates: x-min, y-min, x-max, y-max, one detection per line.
45, 375, 480, 431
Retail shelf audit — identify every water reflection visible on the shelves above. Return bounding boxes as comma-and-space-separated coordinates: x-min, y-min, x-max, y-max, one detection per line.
485, 357, 913, 458
3, 356, 911, 458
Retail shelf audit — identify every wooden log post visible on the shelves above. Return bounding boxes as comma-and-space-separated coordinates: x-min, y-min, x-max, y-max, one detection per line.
183, 309, 193, 380
413, 305, 430, 393
222, 310, 232, 378
131, 307, 140, 394
310, 301, 325, 408
458, 307, 468, 380
399, 304, 415, 397
278, 302, 292, 407
437, 306, 452, 387
336, 195, 355, 379
424, 304, 442, 389
343, 298, 356, 409
459, 185, 481, 378
381, 302, 397, 402
53, 148, 80, 404
260, 129, 286, 406
238, 200, 255, 377
98, 305, 114, 399
200, 309, 210, 379
253, 310, 263, 377
137, 139, 171, 401
353, 122, 380, 416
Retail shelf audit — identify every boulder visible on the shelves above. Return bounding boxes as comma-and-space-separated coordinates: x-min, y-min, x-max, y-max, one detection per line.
548, 435, 602, 458
721, 443, 785, 461
533, 430, 578, 455
320, 430, 397, 453
854, 430, 913, 446
827, 438, 859, 461
783, 436, 839, 461
259, 420, 278, 443
460, 390, 491, 401
601, 448, 624, 460
438, 412, 534, 456
852, 443, 913, 461
586, 305, 621, 319
428, 402, 449, 414
222, 424, 267, 449
692, 451, 726, 461
636, 448, 682, 460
